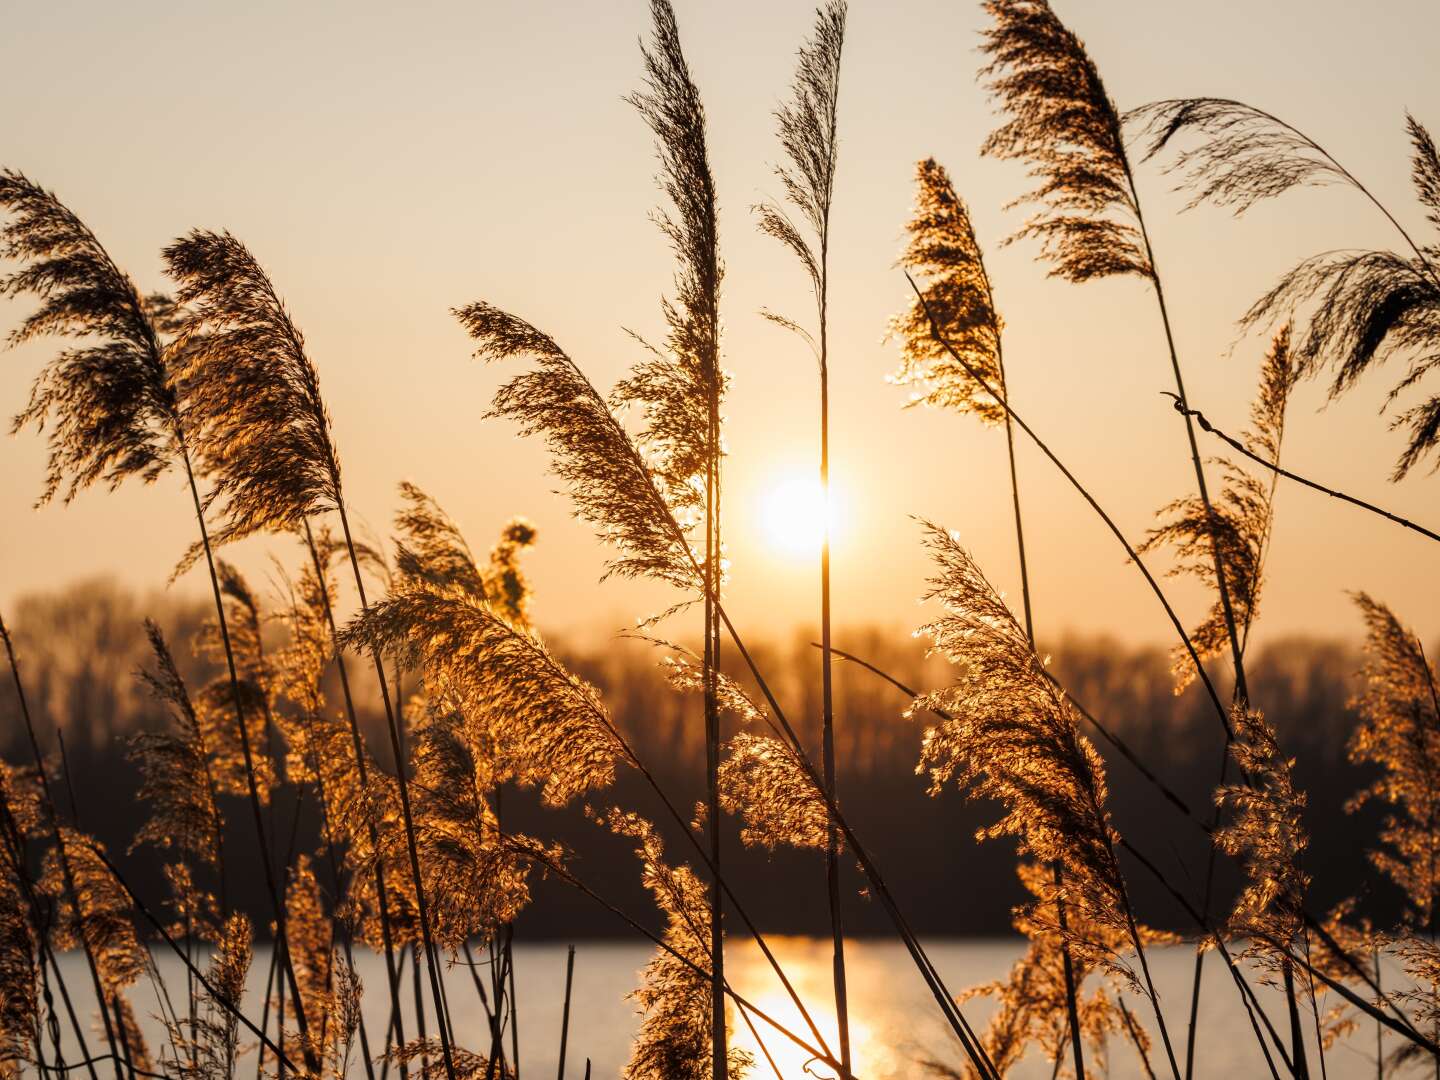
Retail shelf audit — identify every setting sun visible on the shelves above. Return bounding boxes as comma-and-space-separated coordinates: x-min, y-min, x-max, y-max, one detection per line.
760, 468, 843, 557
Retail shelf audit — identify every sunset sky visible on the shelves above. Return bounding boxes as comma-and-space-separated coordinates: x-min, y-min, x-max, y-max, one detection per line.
3, 0, 1438, 651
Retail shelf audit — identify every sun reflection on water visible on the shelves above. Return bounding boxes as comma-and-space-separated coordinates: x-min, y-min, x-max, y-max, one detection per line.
727, 936, 919, 1079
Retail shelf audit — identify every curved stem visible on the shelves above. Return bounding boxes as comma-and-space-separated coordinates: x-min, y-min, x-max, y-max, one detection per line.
1173, 397, 1440, 543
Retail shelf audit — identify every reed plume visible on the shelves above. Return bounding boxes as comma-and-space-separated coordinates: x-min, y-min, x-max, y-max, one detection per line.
1135, 102, 1440, 478
1384, 935, 1440, 1073
273, 538, 378, 857
1213, 703, 1316, 1076
1141, 326, 1297, 690
960, 863, 1138, 1079
485, 519, 538, 629
1215, 706, 1310, 957
163, 912, 252, 1080
978, 3, 1149, 282
617, 0, 723, 530
456, 303, 699, 593
41, 831, 147, 1019
163, 230, 341, 560
755, 5, 850, 1059
1347, 593, 1440, 927
717, 733, 829, 852
911, 523, 1120, 972
625, 6, 729, 1068
345, 583, 619, 806
129, 620, 227, 926
400, 702, 538, 949
1130, 99, 1355, 213
912, 521, 1182, 1076
0, 171, 179, 503
891, 159, 1006, 420
394, 482, 538, 630
0, 791, 39, 1080
649, 646, 829, 853
284, 855, 340, 1071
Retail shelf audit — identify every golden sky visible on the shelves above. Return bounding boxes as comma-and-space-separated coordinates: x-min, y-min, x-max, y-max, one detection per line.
3, 0, 1438, 649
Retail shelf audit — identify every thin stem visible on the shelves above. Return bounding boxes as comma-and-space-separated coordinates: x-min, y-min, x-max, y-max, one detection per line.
1301, 933, 1329, 1080
1119, 997, 1159, 1080
704, 345, 725, 1080
1172, 398, 1440, 543
557, 946, 575, 1080
178, 450, 317, 1072
336, 501, 457, 1080
814, 75, 851, 1067
301, 521, 409, 1074
994, 336, 1082, 1080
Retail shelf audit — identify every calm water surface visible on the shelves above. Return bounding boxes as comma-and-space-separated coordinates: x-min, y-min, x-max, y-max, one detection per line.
56, 938, 1394, 1078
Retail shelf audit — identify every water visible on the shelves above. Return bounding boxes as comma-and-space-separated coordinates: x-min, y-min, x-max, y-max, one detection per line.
51, 938, 1396, 1077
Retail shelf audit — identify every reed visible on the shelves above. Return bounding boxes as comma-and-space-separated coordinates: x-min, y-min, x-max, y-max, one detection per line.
754, 4, 850, 1064
162, 230, 455, 1080
621, 4, 727, 1070
892, 155, 1084, 1078
6, 6, 1440, 1079
0, 173, 318, 1074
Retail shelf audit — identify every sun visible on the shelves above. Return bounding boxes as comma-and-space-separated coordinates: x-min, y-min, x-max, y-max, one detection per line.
760, 468, 842, 557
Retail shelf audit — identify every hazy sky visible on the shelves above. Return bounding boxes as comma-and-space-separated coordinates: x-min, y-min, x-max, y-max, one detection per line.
3, 0, 1438, 652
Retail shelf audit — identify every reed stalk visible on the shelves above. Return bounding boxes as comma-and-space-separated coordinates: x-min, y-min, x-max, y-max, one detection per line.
300, 520, 409, 1075
756, 4, 850, 1063
557, 946, 574, 1080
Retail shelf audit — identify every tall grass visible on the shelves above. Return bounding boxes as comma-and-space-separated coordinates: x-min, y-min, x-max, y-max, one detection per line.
1, 3, 1439, 1079
755, 2, 850, 1069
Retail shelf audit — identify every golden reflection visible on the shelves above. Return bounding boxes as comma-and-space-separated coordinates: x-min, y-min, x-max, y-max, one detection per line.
728, 937, 903, 1079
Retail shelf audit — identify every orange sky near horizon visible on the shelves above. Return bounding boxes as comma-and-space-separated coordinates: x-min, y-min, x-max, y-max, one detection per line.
2, 0, 1438, 654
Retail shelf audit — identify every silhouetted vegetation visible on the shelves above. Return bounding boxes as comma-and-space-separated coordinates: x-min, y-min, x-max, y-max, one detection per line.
4, 0, 1440, 1076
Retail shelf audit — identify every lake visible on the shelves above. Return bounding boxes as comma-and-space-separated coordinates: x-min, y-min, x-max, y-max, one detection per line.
52, 937, 1397, 1078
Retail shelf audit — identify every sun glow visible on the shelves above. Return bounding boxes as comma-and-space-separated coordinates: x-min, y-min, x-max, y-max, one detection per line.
760, 468, 843, 557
